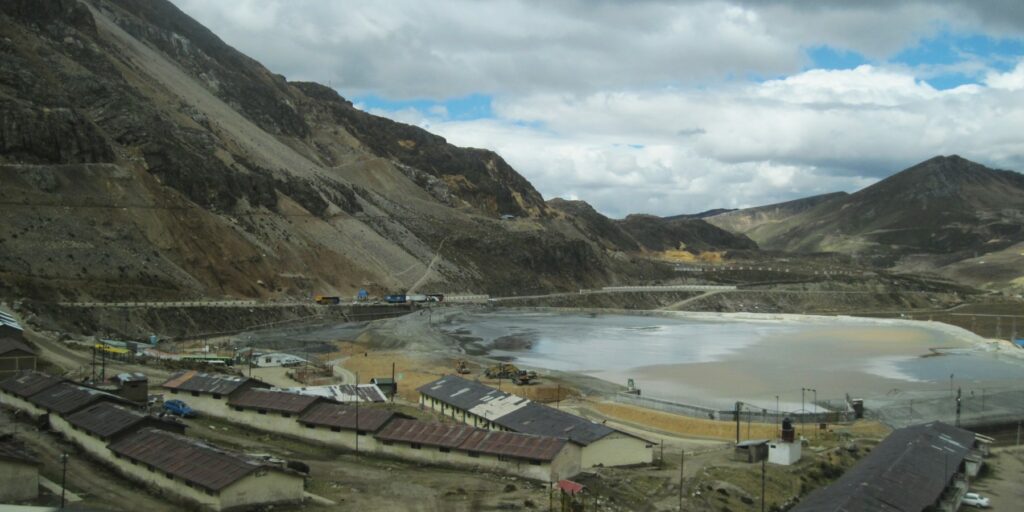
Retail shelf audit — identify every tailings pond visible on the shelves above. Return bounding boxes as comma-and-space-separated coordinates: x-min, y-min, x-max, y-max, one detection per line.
442, 311, 1024, 411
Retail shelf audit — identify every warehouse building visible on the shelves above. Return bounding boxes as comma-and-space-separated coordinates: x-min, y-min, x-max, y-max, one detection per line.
0, 337, 36, 378
795, 421, 985, 512
226, 388, 325, 434
419, 376, 652, 468
0, 435, 40, 502
160, 370, 269, 417
297, 401, 408, 452
107, 428, 305, 511
0, 370, 64, 417
55, 402, 185, 462
27, 381, 128, 417
375, 418, 581, 481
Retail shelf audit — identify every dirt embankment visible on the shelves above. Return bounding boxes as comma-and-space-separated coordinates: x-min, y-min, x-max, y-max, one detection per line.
497, 291, 701, 309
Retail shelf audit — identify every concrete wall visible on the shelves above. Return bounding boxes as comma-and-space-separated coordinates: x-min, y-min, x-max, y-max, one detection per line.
0, 460, 38, 502
768, 441, 801, 465
421, 395, 511, 431
219, 469, 305, 509
580, 433, 652, 468
50, 414, 113, 462
298, 423, 381, 453
0, 391, 46, 418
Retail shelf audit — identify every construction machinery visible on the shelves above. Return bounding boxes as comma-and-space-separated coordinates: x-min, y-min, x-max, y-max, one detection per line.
455, 359, 471, 374
484, 363, 537, 385
315, 295, 341, 305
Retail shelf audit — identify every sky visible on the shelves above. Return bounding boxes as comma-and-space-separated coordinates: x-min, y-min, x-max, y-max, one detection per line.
170, 0, 1024, 218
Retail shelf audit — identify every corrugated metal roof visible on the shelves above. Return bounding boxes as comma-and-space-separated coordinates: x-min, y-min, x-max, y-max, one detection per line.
66, 402, 148, 439
228, 388, 321, 414
493, 402, 615, 446
375, 418, 477, 448
161, 370, 262, 395
0, 337, 34, 357
0, 311, 23, 332
27, 382, 125, 415
108, 428, 270, 491
794, 421, 977, 512
0, 370, 63, 398
298, 402, 401, 432
418, 375, 515, 411
0, 436, 39, 466
282, 384, 387, 403
459, 429, 567, 461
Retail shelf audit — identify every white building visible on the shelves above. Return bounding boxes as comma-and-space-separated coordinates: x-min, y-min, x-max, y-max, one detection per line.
418, 375, 653, 468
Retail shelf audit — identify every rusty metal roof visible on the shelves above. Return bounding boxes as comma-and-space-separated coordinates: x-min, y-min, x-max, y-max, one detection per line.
228, 388, 322, 414
27, 382, 125, 415
459, 429, 568, 462
0, 337, 34, 356
375, 418, 477, 448
0, 370, 63, 398
0, 435, 39, 466
298, 402, 403, 432
108, 428, 273, 491
161, 370, 264, 395
65, 402, 149, 439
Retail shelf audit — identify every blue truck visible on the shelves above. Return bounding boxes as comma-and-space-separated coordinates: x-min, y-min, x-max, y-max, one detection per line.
163, 399, 197, 418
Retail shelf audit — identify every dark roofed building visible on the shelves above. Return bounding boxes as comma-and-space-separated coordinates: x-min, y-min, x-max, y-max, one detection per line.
0, 337, 35, 377
794, 422, 982, 512
418, 375, 515, 411
298, 402, 403, 433
494, 402, 615, 446
0, 370, 63, 399
376, 418, 478, 449
228, 388, 322, 415
65, 402, 185, 442
107, 428, 305, 510
27, 382, 127, 415
161, 370, 266, 396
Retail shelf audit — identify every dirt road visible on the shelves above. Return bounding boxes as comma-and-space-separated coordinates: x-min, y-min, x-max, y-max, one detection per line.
971, 446, 1024, 510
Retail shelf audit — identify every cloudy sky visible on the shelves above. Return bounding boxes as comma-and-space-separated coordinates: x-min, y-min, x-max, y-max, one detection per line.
171, 0, 1024, 218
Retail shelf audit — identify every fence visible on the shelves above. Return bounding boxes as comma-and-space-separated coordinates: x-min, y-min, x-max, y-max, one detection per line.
868, 385, 1024, 429
613, 392, 851, 424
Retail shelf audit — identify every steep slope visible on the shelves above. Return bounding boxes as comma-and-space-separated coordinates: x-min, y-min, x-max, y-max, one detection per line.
743, 156, 1024, 258
706, 192, 848, 244
0, 0, 663, 301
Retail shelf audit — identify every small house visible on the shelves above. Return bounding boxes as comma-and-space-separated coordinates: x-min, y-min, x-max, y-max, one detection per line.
733, 439, 769, 463
370, 377, 396, 398
0, 337, 36, 378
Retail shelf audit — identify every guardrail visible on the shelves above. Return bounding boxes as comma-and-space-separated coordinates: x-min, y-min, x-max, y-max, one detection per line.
599, 285, 737, 292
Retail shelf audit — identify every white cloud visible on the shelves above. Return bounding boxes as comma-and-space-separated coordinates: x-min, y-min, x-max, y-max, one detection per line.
985, 61, 1024, 90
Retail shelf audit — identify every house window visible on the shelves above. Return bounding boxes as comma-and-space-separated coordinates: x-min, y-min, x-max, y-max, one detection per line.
282, 413, 291, 418
468, 452, 480, 458
234, 406, 244, 412
357, 430, 366, 436
497, 455, 511, 462
330, 426, 341, 432
411, 443, 422, 450
166, 472, 174, 480
205, 490, 215, 496
439, 447, 450, 453
212, 393, 221, 399
382, 440, 393, 446
185, 481, 193, 488
169, 390, 178, 394
191, 391, 200, 397
530, 460, 541, 466
258, 409, 267, 415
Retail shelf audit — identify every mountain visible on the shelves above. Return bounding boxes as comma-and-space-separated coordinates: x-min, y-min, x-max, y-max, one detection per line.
548, 199, 757, 253
706, 192, 848, 243
0, 0, 754, 301
711, 156, 1024, 262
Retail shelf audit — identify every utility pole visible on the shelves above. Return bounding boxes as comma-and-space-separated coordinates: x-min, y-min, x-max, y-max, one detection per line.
735, 402, 742, 443
391, 362, 396, 403
355, 371, 360, 455
801, 388, 806, 436
60, 452, 69, 510
811, 388, 818, 439
678, 450, 685, 511
1016, 420, 1021, 446
761, 457, 766, 512
955, 387, 962, 427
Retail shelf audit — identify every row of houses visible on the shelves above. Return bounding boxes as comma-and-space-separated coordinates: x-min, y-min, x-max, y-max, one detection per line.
418, 375, 653, 468
0, 370, 306, 511
159, 370, 636, 481
795, 421, 988, 512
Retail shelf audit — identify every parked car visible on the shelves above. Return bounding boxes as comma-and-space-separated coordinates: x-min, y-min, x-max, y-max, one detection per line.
962, 492, 990, 508
163, 399, 196, 418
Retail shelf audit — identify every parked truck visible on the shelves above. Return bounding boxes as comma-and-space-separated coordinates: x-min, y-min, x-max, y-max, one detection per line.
315, 295, 341, 305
